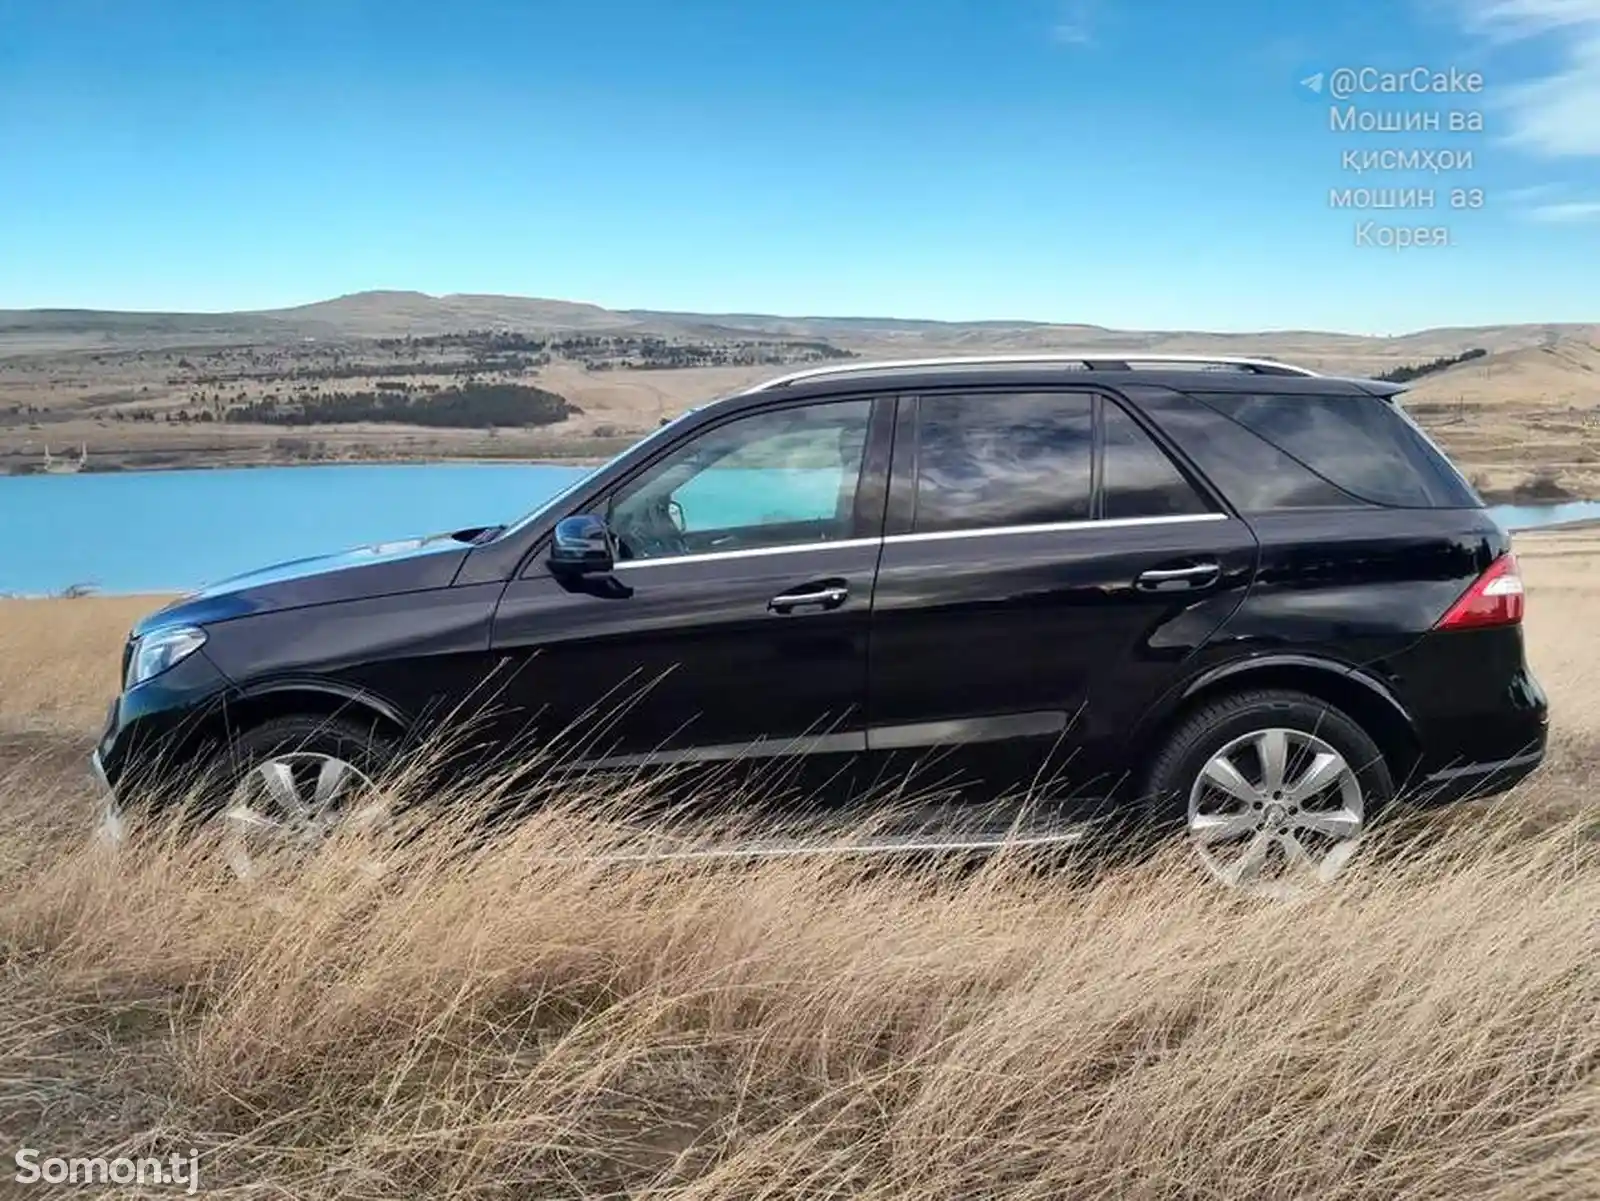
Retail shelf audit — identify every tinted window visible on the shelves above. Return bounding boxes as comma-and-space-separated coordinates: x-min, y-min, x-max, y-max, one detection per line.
1101, 402, 1212, 519
1193, 392, 1480, 509
1131, 388, 1354, 512
914, 392, 1093, 533
608, 400, 872, 560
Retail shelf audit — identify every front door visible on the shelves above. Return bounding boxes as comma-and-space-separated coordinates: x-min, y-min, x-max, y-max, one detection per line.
865, 389, 1258, 826
487, 395, 892, 821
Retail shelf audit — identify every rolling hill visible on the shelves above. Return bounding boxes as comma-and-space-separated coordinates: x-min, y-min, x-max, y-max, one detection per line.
1, 290, 1594, 381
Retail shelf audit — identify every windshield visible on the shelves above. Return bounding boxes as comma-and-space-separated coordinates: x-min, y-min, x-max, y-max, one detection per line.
495, 406, 705, 540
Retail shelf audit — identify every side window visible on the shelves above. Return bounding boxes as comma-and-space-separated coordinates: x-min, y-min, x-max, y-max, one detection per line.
1192, 392, 1480, 509
607, 400, 872, 561
913, 392, 1093, 533
1130, 388, 1354, 512
1101, 401, 1213, 519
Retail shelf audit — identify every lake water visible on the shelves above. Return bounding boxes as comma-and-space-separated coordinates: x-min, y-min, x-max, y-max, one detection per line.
1, 463, 590, 595
0, 463, 1594, 596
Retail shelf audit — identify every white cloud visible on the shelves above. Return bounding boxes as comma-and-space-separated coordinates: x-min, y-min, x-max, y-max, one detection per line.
1462, 0, 1600, 35
1051, 0, 1097, 45
1458, 0, 1600, 155
1526, 199, 1600, 220
1503, 182, 1566, 200
1499, 182, 1600, 220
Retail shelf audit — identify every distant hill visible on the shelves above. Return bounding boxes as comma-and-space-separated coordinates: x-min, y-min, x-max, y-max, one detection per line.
1405, 339, 1600, 407
1, 290, 1595, 488
0, 291, 1594, 384
267, 291, 640, 336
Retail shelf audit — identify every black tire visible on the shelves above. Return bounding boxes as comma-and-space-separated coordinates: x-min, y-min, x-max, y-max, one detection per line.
1140, 688, 1394, 835
196, 713, 398, 814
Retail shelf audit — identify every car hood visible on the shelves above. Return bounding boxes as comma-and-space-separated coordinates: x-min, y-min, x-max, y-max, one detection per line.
133, 528, 485, 635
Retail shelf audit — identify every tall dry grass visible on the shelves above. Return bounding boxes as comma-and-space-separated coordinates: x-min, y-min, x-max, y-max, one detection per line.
0, 594, 169, 732
1, 551, 1598, 1199
2, 751, 1597, 1199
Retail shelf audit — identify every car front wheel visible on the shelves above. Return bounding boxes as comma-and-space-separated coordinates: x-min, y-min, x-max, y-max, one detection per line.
204, 714, 397, 881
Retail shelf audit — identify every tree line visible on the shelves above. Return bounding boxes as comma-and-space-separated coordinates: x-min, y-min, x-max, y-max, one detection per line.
1376, 348, 1488, 383
221, 382, 577, 428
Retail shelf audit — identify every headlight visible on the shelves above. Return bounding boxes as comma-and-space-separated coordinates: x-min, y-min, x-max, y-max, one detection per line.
126, 626, 207, 689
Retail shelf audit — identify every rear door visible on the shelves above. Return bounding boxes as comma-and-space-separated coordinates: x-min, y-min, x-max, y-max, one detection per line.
864, 388, 1258, 813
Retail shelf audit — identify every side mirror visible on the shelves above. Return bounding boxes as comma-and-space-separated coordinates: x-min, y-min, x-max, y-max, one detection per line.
548, 514, 616, 577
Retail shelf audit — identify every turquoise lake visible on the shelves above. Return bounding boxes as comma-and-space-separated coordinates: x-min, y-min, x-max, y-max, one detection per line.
0, 463, 1591, 596
1, 463, 588, 596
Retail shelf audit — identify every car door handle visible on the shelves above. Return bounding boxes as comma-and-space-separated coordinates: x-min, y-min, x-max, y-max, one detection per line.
1136, 563, 1221, 592
769, 583, 849, 613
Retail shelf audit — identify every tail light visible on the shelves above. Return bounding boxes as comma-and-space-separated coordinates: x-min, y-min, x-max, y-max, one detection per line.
1434, 552, 1525, 630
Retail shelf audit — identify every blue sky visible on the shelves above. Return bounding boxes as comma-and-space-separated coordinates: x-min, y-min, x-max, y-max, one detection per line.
1, 0, 1596, 333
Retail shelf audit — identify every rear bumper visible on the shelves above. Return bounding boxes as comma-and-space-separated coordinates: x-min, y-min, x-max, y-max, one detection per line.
1411, 746, 1546, 806
1384, 626, 1549, 804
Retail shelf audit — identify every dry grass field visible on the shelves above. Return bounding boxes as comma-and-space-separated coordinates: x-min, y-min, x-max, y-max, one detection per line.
0, 530, 1596, 1198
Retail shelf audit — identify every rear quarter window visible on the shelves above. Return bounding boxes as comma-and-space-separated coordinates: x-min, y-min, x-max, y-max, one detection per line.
1127, 388, 1354, 512
1190, 392, 1481, 510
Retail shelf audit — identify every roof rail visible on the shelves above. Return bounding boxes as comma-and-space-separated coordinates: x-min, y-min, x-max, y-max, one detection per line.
751, 353, 1321, 390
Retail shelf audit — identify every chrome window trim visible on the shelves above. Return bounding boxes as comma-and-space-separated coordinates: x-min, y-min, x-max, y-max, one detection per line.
612, 537, 882, 570
887, 511, 1228, 545
609, 512, 1230, 570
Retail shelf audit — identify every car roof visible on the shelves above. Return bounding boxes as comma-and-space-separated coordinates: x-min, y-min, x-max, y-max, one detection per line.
705, 354, 1407, 413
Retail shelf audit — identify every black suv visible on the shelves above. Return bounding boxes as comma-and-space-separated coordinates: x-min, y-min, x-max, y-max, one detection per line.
92, 355, 1549, 889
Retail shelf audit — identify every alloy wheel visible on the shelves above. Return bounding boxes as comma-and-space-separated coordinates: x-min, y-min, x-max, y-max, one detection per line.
221, 751, 384, 880
1186, 727, 1365, 897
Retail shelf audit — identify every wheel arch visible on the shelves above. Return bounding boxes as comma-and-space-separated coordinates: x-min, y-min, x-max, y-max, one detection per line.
109, 680, 413, 812
210, 679, 412, 747
1131, 656, 1423, 789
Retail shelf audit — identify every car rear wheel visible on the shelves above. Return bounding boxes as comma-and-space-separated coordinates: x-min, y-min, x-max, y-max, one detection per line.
1143, 689, 1393, 897
206, 714, 397, 881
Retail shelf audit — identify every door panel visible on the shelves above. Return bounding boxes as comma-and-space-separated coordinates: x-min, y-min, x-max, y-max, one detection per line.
866, 515, 1258, 803
485, 395, 893, 816
490, 543, 880, 771
863, 387, 1259, 813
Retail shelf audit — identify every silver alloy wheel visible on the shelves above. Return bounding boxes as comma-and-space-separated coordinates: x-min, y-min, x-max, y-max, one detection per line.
1186, 727, 1365, 895
221, 751, 383, 880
